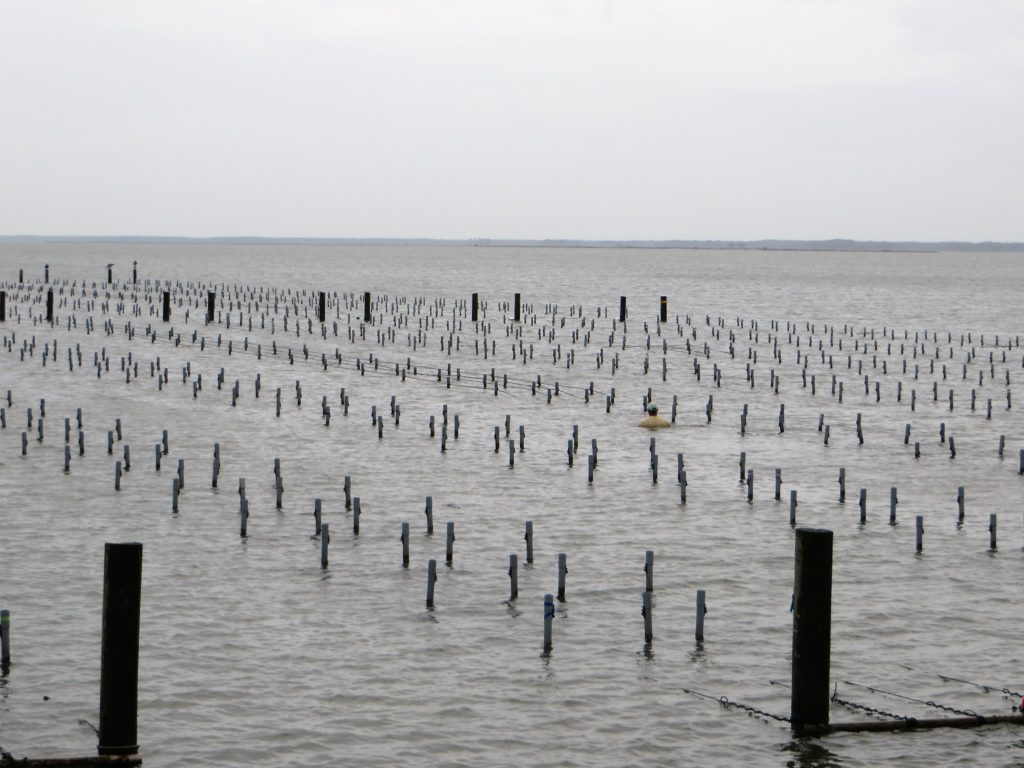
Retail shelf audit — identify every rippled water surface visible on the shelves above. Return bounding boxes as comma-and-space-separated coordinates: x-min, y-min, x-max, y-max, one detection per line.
1, 243, 1024, 767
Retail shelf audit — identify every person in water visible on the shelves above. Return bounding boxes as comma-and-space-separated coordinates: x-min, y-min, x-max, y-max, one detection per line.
638, 402, 671, 429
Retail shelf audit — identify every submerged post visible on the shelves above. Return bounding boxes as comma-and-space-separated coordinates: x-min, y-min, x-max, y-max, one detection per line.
791, 528, 832, 731
98, 542, 143, 756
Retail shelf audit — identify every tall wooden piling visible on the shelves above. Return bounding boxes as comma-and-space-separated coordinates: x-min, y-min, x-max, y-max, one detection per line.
619, 296, 627, 322
659, 296, 667, 323
318, 291, 326, 323
471, 292, 479, 322
791, 528, 832, 731
162, 291, 170, 322
0, 290, 5, 322
364, 291, 371, 323
207, 291, 215, 323
98, 542, 143, 756
514, 293, 521, 322
46, 289, 54, 322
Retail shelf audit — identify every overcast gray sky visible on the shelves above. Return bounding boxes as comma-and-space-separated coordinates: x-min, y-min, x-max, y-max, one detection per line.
1, 1, 1021, 241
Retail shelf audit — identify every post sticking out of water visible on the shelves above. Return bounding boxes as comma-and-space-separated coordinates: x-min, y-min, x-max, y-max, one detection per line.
401, 522, 410, 567
644, 550, 654, 592
838, 468, 846, 503
320, 523, 330, 568
318, 291, 326, 323
502, 553, 517, 603
471, 292, 479, 322
890, 487, 898, 524
789, 490, 797, 526
695, 589, 706, 644
98, 542, 142, 756
0, 291, 5, 322
424, 496, 433, 534
790, 528, 832, 731
46, 289, 54, 322
557, 553, 567, 601
543, 593, 554, 652
427, 560, 437, 608
207, 291, 215, 323
957, 486, 965, 523
514, 293, 521, 322
445, 522, 455, 565
990, 514, 997, 550
162, 291, 170, 322
619, 296, 627, 322
364, 291, 371, 323
916, 516, 924, 552
643, 591, 653, 644
659, 295, 667, 323
1, 609, 10, 670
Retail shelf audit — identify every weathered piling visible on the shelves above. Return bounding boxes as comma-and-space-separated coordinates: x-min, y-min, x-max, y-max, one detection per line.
207, 291, 215, 322
445, 521, 455, 564
98, 542, 143, 756
401, 522, 410, 567
556, 553, 567, 601
0, 609, 10, 669
320, 523, 330, 567
695, 589, 706, 644
508, 554, 518, 600
642, 591, 654, 644
162, 291, 170, 322
543, 593, 554, 652
427, 559, 437, 608
790, 528, 832, 730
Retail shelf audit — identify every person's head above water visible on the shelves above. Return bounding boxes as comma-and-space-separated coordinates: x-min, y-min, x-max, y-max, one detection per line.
646, 403, 658, 414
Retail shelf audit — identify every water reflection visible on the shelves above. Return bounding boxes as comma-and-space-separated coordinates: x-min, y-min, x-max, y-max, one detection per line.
780, 738, 844, 767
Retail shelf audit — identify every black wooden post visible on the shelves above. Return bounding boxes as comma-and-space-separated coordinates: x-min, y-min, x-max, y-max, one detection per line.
107, 266, 112, 284
318, 291, 326, 323
18, 269, 23, 284
619, 296, 627, 322
46, 289, 54, 322
132, 261, 137, 285
791, 528, 832, 730
471, 292, 479, 322
207, 291, 215, 323
162, 291, 170, 322
660, 295, 667, 323
98, 542, 143, 756
514, 292, 521, 322
0, 290, 6, 322
363, 291, 371, 323
44, 264, 49, 283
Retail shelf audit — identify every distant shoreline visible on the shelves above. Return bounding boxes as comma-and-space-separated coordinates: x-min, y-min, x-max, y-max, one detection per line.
0, 235, 1020, 253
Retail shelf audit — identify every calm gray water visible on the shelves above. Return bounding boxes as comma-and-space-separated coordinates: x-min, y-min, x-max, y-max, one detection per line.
1, 243, 1023, 767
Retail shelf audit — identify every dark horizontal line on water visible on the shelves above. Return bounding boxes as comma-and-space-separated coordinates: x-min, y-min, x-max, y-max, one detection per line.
0, 235, 1022, 252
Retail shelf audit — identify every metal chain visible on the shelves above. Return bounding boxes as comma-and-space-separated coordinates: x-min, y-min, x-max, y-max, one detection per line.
832, 684, 911, 721
842, 679, 979, 718
681, 686, 790, 723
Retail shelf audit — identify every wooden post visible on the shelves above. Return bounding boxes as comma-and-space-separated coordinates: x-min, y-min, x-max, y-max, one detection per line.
363, 291, 371, 323
619, 296, 627, 322
659, 296, 667, 323
791, 528, 832, 730
46, 289, 54, 322
471, 292, 479, 322
207, 291, 215, 322
318, 291, 326, 323
0, 290, 5, 321
162, 291, 170, 322
98, 542, 143, 756
514, 293, 521, 322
